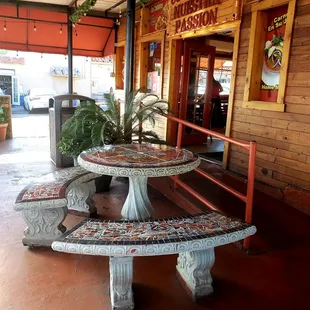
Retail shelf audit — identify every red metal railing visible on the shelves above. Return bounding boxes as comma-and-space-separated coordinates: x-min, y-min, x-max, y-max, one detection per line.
158, 113, 257, 250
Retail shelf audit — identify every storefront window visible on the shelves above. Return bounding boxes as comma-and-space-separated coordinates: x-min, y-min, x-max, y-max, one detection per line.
139, 31, 165, 97
147, 42, 161, 95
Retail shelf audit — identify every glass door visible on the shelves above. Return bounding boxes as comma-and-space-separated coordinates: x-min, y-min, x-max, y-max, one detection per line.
179, 40, 215, 145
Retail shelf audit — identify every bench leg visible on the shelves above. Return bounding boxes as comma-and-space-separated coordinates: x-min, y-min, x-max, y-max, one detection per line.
109, 256, 134, 310
22, 207, 67, 247
121, 176, 153, 220
176, 248, 215, 301
67, 181, 97, 217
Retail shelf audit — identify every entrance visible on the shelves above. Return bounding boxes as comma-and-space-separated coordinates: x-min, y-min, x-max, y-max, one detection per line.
179, 40, 215, 145
170, 33, 234, 163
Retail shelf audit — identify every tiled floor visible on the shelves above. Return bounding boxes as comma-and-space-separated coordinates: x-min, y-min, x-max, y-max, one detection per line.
0, 137, 309, 310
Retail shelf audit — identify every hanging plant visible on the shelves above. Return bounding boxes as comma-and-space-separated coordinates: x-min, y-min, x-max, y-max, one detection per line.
69, 0, 97, 24
70, 0, 151, 25
139, 0, 149, 7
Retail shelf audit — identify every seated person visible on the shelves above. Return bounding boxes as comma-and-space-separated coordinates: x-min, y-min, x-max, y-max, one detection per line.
195, 78, 224, 128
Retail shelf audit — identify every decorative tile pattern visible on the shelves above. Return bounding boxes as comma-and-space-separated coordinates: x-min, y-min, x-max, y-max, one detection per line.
78, 144, 201, 178
15, 167, 90, 203
52, 212, 257, 257
80, 144, 196, 168
56, 211, 253, 245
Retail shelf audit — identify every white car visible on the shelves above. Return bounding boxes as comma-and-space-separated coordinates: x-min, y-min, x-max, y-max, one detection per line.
24, 88, 56, 111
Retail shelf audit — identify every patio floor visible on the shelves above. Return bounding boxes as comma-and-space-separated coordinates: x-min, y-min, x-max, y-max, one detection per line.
0, 137, 309, 310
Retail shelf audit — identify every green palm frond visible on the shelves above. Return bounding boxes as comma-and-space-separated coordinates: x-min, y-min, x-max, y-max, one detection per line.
58, 90, 169, 157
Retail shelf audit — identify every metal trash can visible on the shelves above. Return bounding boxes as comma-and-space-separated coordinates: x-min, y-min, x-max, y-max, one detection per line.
49, 94, 95, 168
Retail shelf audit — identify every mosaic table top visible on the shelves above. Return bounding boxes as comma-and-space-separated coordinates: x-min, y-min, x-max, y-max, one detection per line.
15, 167, 90, 203
53, 211, 256, 248
79, 144, 197, 168
78, 144, 201, 178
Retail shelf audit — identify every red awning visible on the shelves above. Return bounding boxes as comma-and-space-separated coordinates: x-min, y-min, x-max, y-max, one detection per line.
0, 5, 115, 57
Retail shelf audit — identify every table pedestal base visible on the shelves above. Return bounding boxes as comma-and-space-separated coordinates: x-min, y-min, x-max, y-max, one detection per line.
121, 176, 153, 220
109, 256, 134, 310
176, 248, 215, 300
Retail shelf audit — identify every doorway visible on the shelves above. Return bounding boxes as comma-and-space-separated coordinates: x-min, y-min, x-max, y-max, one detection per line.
170, 33, 234, 163
179, 40, 215, 145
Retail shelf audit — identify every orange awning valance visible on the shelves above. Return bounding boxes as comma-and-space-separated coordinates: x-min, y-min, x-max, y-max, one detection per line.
0, 5, 115, 57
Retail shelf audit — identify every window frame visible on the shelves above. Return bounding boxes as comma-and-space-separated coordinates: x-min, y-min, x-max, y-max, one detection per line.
139, 31, 165, 98
243, 0, 296, 112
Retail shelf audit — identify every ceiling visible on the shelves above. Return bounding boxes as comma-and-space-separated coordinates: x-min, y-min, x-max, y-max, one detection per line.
11, 0, 133, 14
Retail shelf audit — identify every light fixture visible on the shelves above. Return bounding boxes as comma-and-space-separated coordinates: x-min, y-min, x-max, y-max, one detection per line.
119, 6, 122, 18
86, 57, 88, 62
60, 24, 63, 34
65, 55, 67, 60
33, 21, 37, 32
115, 19, 120, 26
41, 53, 43, 58
4, 21, 6, 31
16, 51, 19, 57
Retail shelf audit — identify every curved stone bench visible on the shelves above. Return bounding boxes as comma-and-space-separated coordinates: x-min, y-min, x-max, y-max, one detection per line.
14, 166, 101, 247
52, 211, 257, 309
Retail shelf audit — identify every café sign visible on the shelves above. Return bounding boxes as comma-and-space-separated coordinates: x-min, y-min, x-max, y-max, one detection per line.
167, 0, 236, 37
0, 56, 25, 65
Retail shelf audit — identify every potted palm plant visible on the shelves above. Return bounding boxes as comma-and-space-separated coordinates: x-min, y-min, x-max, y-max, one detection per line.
60, 90, 168, 145
58, 90, 168, 191
0, 105, 9, 142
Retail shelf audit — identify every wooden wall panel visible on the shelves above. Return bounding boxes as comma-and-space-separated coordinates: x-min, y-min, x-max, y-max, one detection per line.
229, 0, 310, 205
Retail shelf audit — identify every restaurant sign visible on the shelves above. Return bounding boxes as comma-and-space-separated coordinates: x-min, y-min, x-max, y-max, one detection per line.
0, 56, 25, 65
167, 0, 236, 37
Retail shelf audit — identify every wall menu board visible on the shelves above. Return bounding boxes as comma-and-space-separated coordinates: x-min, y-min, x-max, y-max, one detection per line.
259, 6, 287, 102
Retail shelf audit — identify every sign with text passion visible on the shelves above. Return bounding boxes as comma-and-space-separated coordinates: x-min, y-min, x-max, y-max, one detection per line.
167, 0, 237, 37
259, 5, 287, 102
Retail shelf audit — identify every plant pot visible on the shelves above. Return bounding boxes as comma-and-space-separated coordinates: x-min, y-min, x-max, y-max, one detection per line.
0, 123, 8, 142
95, 175, 113, 193
73, 156, 78, 167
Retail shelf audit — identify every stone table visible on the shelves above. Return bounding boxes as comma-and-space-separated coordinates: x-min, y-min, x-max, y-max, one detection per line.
78, 144, 200, 220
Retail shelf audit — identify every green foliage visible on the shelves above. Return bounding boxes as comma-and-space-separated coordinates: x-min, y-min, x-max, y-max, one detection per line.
140, 0, 150, 7
69, 0, 97, 24
57, 137, 86, 158
70, 0, 150, 23
57, 90, 168, 157
0, 106, 8, 124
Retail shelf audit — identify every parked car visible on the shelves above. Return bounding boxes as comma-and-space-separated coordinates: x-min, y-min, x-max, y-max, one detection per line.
24, 88, 56, 111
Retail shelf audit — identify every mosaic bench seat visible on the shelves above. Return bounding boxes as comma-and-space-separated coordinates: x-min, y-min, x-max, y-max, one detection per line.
14, 166, 101, 247
52, 211, 257, 310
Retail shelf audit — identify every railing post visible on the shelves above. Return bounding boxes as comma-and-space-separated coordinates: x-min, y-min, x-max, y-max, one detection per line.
243, 140, 257, 250
174, 122, 183, 190
138, 102, 142, 144
176, 122, 183, 148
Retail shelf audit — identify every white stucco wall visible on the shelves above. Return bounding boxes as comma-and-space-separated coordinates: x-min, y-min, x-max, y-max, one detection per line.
0, 50, 115, 100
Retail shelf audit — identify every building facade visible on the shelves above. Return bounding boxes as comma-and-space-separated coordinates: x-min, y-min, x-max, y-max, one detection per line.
115, 0, 310, 214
